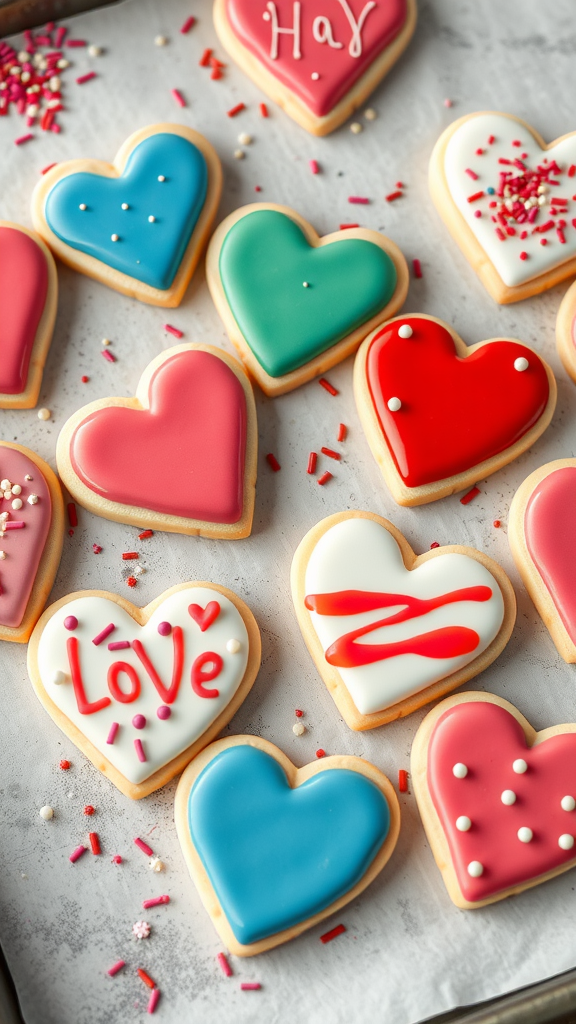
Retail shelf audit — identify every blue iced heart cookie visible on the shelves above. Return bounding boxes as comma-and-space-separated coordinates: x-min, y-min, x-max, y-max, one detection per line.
188, 744, 391, 945
45, 133, 208, 291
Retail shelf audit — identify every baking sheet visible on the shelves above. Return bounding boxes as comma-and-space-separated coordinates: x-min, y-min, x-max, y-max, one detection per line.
1, 0, 576, 1021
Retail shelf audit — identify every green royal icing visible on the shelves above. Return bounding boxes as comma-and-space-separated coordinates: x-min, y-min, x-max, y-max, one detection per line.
219, 210, 398, 378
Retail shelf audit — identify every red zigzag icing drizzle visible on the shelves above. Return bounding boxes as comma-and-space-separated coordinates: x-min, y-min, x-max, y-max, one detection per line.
304, 587, 492, 668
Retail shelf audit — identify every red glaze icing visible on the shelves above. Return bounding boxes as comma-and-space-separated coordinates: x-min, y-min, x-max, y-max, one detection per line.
524, 467, 576, 646
427, 701, 576, 902
188, 601, 221, 632
67, 637, 112, 714
226, 0, 407, 117
191, 651, 223, 698
305, 587, 490, 667
69, 350, 248, 524
365, 318, 550, 488
0, 447, 52, 628
131, 626, 184, 704
0, 227, 49, 395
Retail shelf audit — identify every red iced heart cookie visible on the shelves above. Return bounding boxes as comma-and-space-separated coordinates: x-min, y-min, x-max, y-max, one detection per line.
509, 459, 576, 663
189, 601, 221, 632
0, 222, 57, 408
214, 0, 417, 136
56, 345, 258, 539
412, 693, 576, 908
354, 315, 556, 506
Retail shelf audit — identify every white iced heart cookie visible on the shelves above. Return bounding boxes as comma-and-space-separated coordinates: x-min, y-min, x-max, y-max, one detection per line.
27, 582, 261, 798
291, 512, 516, 730
430, 111, 576, 303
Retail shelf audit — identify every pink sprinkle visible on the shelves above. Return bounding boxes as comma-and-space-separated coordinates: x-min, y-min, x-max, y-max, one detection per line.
460, 485, 480, 506
217, 952, 232, 977
180, 15, 196, 32
348, 196, 369, 204
107, 960, 126, 977
171, 88, 186, 108
488, 134, 495, 144
134, 739, 146, 763
164, 323, 183, 338
309, 159, 320, 174
69, 844, 87, 863
558, 228, 567, 244
76, 71, 96, 85
4, 521, 25, 530
92, 623, 115, 646
464, 168, 478, 180
41, 162, 57, 175
135, 837, 154, 856
147, 988, 161, 1014
241, 983, 261, 991
102, 349, 116, 363
443, 98, 453, 107
106, 722, 119, 745
55, 26, 67, 47
66, 38, 87, 46
15, 133, 34, 145
142, 895, 170, 909
413, 258, 422, 279
108, 640, 130, 651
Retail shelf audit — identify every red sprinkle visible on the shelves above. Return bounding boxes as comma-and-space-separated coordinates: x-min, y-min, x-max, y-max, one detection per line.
519, 251, 528, 261
180, 15, 196, 33
102, 348, 116, 363
211, 67, 223, 80
430, 542, 440, 549
164, 323, 183, 338
89, 832, 101, 855
171, 88, 186, 108
295, 709, 304, 717
76, 72, 96, 85
412, 258, 422, 279
319, 377, 338, 396
122, 551, 139, 560
139, 530, 154, 539
493, 519, 501, 528
467, 190, 485, 203
259, 102, 268, 117
41, 162, 57, 175
309, 159, 320, 174
66, 38, 87, 47
217, 952, 233, 977
317, 472, 332, 486
339, 223, 359, 229
93, 544, 102, 554
227, 102, 245, 118
266, 453, 281, 472
488, 134, 495, 144
557, 228, 567, 244
460, 486, 481, 505
398, 769, 409, 793
199, 48, 212, 66
137, 968, 156, 989
307, 452, 317, 475
464, 168, 478, 180
113, 855, 122, 864
67, 502, 78, 528
84, 805, 95, 815
127, 577, 137, 588
348, 196, 369, 204
321, 447, 341, 461
81, 375, 89, 383
337, 423, 347, 442
320, 923, 346, 943
134, 837, 153, 856
316, 748, 326, 758
385, 190, 403, 202
59, 759, 71, 770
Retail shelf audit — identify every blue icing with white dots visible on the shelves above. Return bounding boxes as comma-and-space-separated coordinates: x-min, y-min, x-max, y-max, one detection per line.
188, 744, 390, 946
45, 133, 208, 290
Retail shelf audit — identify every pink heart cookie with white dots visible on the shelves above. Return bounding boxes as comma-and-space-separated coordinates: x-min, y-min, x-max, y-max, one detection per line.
412, 692, 576, 908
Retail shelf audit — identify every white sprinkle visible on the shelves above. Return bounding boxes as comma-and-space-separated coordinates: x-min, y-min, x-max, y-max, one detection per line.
311, 71, 320, 80
25, 474, 32, 481
226, 639, 241, 654
121, 203, 129, 210
293, 722, 306, 736
514, 357, 529, 372
158, 175, 166, 182
452, 763, 468, 779
561, 795, 576, 812
501, 789, 516, 805
513, 758, 528, 774
11, 484, 21, 495
559, 834, 575, 850
263, 10, 271, 18
148, 215, 156, 223
39, 806, 54, 820
1, 479, 11, 491
3, 490, 11, 500
111, 234, 119, 242
0, 552, 5, 560
233, 149, 245, 160
149, 856, 165, 872
350, 122, 363, 135
456, 815, 471, 832
12, 498, 23, 510
154, 35, 167, 46
38, 408, 51, 421
467, 861, 483, 877
51, 670, 67, 685
57, 59, 69, 69
238, 132, 252, 145
87, 44, 102, 57
398, 324, 413, 339
364, 108, 377, 121
79, 203, 87, 211
517, 826, 533, 843
102, 338, 111, 346
387, 397, 402, 412
48, 75, 60, 91
303, 281, 310, 288
28, 494, 39, 507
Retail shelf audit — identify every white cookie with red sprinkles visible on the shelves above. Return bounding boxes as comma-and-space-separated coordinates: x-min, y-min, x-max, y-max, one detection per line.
430, 111, 576, 303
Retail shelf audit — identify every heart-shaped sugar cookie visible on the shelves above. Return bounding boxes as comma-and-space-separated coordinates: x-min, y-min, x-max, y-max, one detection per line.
175, 735, 399, 954
430, 111, 576, 304
509, 459, 576, 663
354, 315, 556, 506
412, 693, 576, 907
291, 511, 515, 730
207, 204, 408, 395
556, 278, 576, 384
56, 344, 257, 539
214, 0, 416, 136
31, 124, 222, 307
0, 223, 58, 409
27, 583, 261, 799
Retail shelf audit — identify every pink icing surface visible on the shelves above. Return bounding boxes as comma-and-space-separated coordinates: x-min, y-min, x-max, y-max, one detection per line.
0, 227, 49, 395
0, 448, 51, 628
226, 0, 408, 117
428, 701, 576, 902
69, 349, 248, 524
524, 467, 576, 645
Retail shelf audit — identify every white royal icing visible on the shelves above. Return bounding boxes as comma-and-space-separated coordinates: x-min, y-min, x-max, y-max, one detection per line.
37, 587, 249, 784
304, 518, 505, 716
444, 113, 576, 287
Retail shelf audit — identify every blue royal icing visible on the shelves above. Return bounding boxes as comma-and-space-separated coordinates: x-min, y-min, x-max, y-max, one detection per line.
45, 133, 208, 291
188, 745, 390, 945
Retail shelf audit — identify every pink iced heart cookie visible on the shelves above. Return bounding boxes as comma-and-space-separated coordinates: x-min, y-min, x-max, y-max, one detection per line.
56, 344, 258, 539
213, 0, 417, 136
27, 582, 261, 799
291, 511, 516, 730
412, 693, 576, 908
509, 459, 576, 663
430, 111, 576, 304
0, 222, 58, 408
0, 443, 64, 643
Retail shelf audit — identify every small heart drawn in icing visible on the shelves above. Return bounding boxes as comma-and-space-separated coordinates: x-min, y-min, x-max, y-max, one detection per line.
188, 601, 221, 632
292, 511, 515, 730
412, 694, 576, 907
